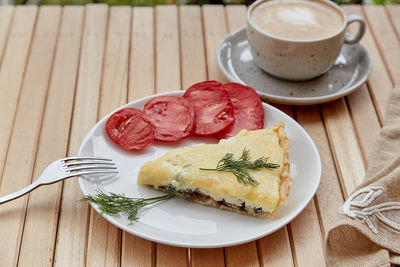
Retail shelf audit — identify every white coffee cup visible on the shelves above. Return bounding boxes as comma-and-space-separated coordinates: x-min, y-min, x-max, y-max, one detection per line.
247, 0, 365, 81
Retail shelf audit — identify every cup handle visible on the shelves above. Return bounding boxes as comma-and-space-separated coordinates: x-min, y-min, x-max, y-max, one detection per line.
344, 14, 366, 44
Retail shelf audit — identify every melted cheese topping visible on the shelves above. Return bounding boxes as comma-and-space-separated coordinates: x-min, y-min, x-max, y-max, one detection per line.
138, 121, 291, 216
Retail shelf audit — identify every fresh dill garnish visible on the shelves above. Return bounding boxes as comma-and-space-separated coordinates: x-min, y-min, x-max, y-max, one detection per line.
83, 191, 175, 223
199, 148, 280, 186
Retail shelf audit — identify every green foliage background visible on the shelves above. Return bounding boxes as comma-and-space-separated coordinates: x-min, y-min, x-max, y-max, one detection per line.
21, 0, 400, 8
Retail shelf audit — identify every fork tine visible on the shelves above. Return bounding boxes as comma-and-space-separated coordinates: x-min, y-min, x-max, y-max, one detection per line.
63, 160, 115, 167
61, 156, 113, 162
65, 165, 117, 172
66, 170, 118, 178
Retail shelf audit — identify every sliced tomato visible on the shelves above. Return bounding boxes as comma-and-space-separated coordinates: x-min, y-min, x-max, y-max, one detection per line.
105, 108, 155, 150
143, 96, 195, 141
215, 83, 264, 139
183, 81, 234, 135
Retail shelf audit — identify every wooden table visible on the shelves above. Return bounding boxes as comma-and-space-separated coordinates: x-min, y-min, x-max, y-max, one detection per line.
0, 4, 399, 267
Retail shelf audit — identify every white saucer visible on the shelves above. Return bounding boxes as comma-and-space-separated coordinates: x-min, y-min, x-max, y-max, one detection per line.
217, 27, 372, 105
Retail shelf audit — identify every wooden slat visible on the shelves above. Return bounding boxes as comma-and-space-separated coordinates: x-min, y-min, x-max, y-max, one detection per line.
128, 7, 155, 100
154, 5, 189, 266
363, 5, 400, 83
202, 5, 228, 82
121, 7, 155, 267
180, 6, 225, 266
0, 6, 37, 185
155, 5, 180, 93
295, 105, 345, 236
225, 242, 259, 267
18, 6, 84, 267
179, 5, 207, 89
191, 249, 224, 267
387, 6, 400, 40
156, 245, 189, 267
321, 99, 365, 197
289, 201, 326, 266
346, 85, 380, 165
86, 6, 131, 267
258, 228, 294, 267
342, 6, 381, 166
225, 5, 246, 32
98, 6, 130, 117
53, 5, 108, 267
344, 6, 392, 123
0, 6, 14, 62
122, 234, 154, 267
0, 6, 60, 267
271, 104, 294, 117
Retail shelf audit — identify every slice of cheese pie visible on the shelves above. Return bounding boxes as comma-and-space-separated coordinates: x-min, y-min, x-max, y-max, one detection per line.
137, 121, 291, 217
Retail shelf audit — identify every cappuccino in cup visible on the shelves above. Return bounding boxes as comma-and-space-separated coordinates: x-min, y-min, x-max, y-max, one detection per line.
247, 0, 365, 81
251, 0, 343, 41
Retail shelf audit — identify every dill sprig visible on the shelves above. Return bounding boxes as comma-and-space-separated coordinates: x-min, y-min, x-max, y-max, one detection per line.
83, 191, 175, 223
199, 148, 280, 186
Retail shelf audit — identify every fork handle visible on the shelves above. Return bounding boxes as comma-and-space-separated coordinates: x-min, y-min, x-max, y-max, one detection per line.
0, 181, 41, 204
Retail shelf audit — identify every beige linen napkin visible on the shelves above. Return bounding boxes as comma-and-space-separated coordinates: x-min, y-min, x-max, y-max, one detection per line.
326, 84, 400, 267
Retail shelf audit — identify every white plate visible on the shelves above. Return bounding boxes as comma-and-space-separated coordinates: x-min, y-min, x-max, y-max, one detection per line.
78, 91, 321, 248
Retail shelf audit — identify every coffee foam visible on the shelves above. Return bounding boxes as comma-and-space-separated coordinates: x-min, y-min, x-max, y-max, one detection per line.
251, 0, 344, 41
277, 7, 318, 26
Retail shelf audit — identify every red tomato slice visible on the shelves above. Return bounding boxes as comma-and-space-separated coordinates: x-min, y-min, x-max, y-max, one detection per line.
183, 81, 234, 135
215, 83, 264, 139
143, 96, 195, 141
105, 108, 155, 150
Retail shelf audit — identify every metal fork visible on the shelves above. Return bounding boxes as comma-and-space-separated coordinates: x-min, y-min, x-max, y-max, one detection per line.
0, 157, 118, 204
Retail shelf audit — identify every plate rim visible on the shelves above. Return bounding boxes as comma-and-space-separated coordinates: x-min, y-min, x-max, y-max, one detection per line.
78, 90, 322, 248
217, 26, 373, 105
